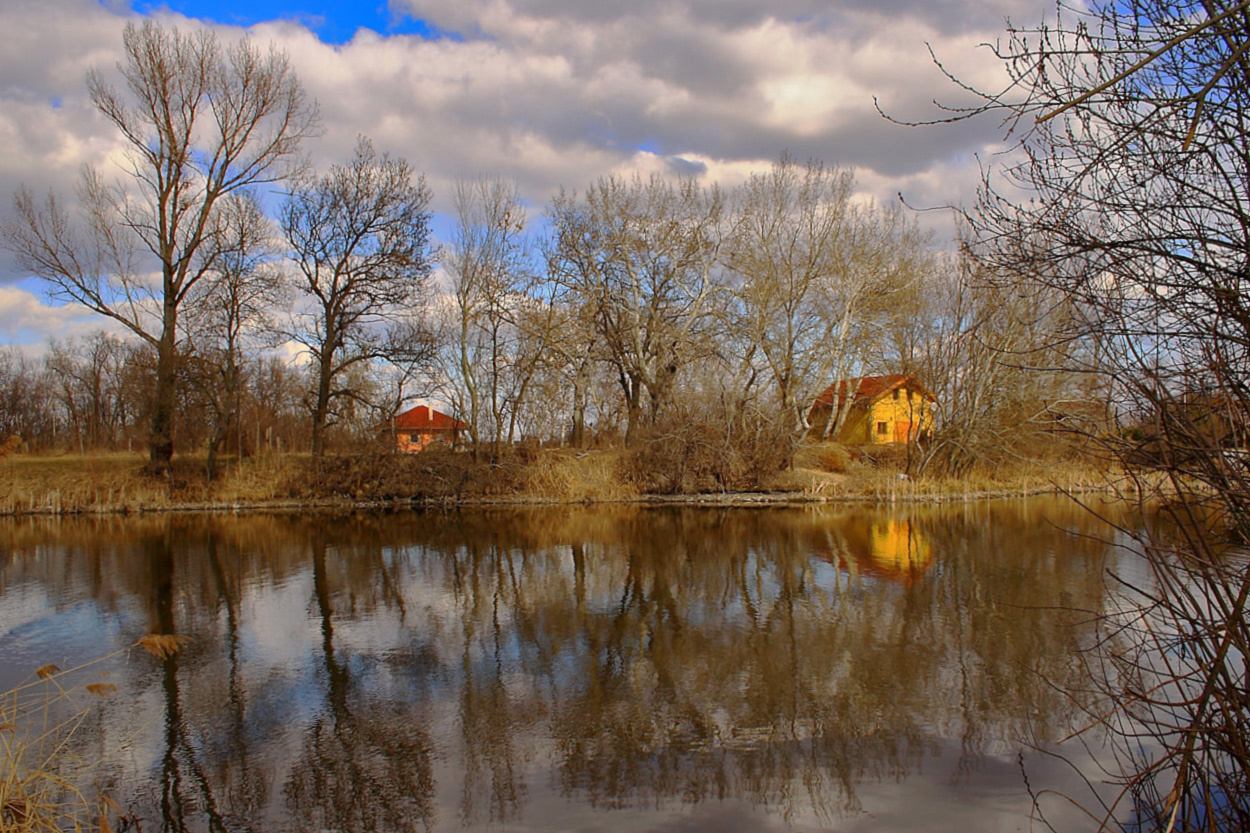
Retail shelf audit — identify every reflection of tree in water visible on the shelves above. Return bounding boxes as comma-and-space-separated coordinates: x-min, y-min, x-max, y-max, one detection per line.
548, 514, 927, 819
528, 507, 1110, 820
0, 502, 1122, 829
284, 538, 436, 833
135, 526, 276, 833
449, 541, 540, 825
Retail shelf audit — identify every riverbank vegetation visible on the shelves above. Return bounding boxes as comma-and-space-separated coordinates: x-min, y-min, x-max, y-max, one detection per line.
0, 443, 1112, 516
0, 636, 184, 833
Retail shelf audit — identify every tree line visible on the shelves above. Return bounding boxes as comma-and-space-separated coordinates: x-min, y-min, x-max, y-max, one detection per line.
1, 20, 1093, 478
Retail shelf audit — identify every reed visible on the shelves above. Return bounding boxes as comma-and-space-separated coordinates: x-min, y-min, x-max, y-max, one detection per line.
0, 636, 187, 832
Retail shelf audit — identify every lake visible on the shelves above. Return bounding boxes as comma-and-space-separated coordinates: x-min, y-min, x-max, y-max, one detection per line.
0, 499, 1140, 832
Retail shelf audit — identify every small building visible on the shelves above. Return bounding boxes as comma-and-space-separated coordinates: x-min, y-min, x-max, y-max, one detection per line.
387, 405, 467, 452
808, 374, 935, 444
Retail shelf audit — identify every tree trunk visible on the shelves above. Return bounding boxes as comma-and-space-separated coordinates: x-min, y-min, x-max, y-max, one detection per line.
147, 301, 178, 474
311, 332, 336, 461
623, 376, 644, 447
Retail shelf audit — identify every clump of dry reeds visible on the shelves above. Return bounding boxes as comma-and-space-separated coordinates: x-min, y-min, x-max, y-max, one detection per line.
522, 450, 636, 502
0, 635, 189, 832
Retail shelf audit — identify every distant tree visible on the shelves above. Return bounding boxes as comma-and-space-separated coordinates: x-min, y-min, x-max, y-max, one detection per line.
439, 176, 541, 457
3, 21, 319, 473
723, 158, 929, 450
45, 332, 139, 453
549, 175, 724, 446
722, 158, 855, 436
282, 137, 436, 460
248, 355, 306, 454
0, 347, 55, 450
183, 193, 281, 477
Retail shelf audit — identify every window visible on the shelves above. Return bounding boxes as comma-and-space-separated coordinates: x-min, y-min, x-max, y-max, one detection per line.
877, 421, 888, 435
893, 389, 899, 401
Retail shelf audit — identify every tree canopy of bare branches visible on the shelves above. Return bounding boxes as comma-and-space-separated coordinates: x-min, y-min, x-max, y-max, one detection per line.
2, 20, 319, 472
549, 175, 724, 446
936, 0, 1250, 827
282, 136, 435, 459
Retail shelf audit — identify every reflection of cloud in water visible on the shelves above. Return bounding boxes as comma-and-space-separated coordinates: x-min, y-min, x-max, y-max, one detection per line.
0, 502, 1132, 832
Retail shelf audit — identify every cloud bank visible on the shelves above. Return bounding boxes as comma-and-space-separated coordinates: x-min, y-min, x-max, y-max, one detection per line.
0, 0, 1050, 344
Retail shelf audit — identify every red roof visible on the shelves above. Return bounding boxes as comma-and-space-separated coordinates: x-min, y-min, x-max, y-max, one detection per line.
813, 374, 935, 408
391, 405, 467, 432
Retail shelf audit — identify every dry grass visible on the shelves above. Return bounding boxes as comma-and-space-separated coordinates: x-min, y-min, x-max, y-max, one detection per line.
1, 636, 186, 832
519, 450, 637, 503
0, 452, 307, 515
795, 453, 1115, 502
0, 445, 1118, 515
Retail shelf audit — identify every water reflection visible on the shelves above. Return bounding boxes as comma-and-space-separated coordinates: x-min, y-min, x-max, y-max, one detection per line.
0, 500, 1127, 832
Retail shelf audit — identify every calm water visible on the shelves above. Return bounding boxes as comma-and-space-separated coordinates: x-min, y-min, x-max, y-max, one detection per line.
0, 500, 1140, 832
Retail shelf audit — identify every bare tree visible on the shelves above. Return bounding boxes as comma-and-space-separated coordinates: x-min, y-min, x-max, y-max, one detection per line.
2, 21, 319, 473
439, 176, 542, 457
722, 157, 856, 437
887, 253, 1092, 476
927, 0, 1250, 827
282, 136, 435, 460
0, 347, 56, 450
723, 159, 930, 451
44, 332, 142, 453
183, 193, 281, 477
548, 175, 724, 446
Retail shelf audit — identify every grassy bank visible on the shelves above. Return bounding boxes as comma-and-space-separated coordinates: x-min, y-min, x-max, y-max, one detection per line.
0, 444, 1116, 517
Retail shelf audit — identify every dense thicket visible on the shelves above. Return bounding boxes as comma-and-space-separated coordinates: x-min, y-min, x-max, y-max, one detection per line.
1, 21, 1094, 485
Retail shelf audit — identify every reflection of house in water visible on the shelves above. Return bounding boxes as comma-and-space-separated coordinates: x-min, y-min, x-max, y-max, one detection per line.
819, 518, 933, 585
867, 520, 932, 582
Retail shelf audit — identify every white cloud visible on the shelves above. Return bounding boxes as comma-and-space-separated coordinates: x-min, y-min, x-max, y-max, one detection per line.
0, 0, 1056, 340
0, 285, 129, 348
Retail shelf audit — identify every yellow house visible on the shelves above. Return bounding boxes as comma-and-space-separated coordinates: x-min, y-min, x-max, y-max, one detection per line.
808, 374, 935, 444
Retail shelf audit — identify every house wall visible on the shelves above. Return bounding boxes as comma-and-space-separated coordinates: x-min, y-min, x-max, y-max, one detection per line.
396, 431, 438, 453
808, 381, 935, 445
836, 409, 872, 444
864, 388, 933, 445
827, 387, 933, 445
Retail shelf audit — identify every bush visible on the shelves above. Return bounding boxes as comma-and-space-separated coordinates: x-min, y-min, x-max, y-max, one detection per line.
816, 444, 852, 473
626, 403, 792, 494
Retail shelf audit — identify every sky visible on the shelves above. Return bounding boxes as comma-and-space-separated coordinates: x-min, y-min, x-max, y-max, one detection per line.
0, 0, 1052, 349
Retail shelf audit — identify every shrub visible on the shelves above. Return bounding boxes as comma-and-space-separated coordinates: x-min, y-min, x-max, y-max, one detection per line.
816, 444, 852, 473
626, 402, 791, 494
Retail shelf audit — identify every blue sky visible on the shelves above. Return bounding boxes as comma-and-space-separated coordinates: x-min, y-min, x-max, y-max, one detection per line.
129, 1, 445, 43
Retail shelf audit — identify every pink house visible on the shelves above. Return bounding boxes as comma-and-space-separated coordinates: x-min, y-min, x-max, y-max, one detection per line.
388, 405, 467, 452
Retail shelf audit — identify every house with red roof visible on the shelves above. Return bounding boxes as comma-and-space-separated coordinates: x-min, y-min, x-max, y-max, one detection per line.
387, 405, 468, 452
808, 374, 935, 444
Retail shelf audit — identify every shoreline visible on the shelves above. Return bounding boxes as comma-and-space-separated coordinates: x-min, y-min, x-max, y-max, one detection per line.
0, 449, 1121, 518
0, 480, 1119, 519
